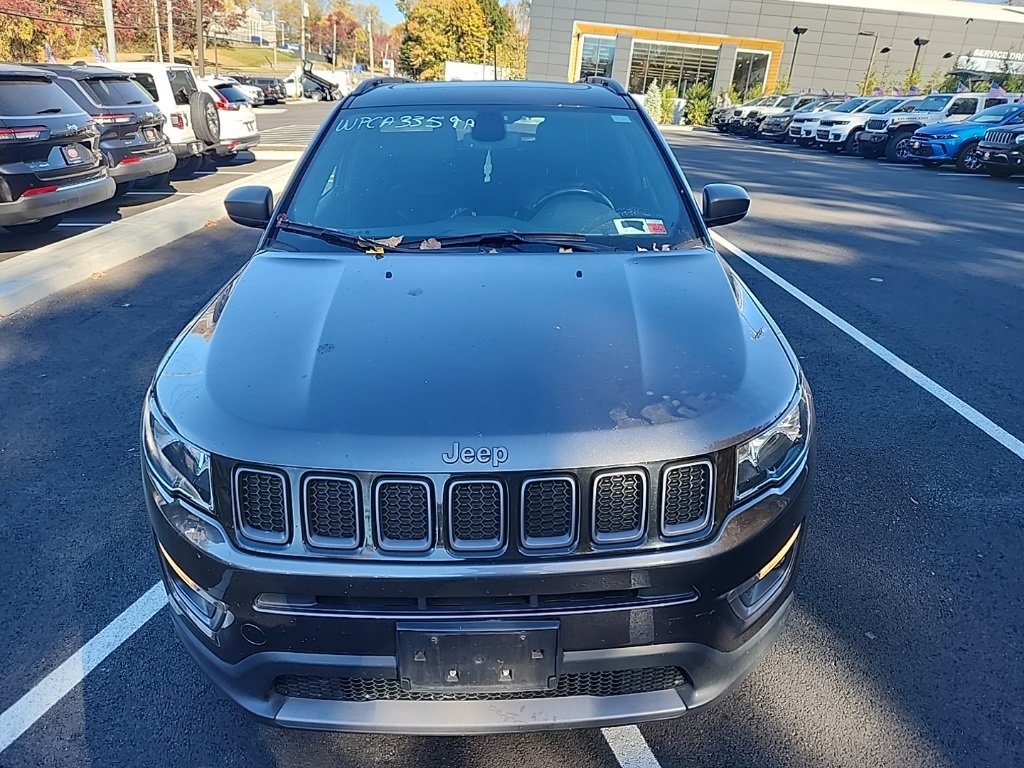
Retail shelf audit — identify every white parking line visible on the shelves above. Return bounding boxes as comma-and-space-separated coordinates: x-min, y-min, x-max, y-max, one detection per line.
125, 191, 198, 197
193, 170, 260, 175
0, 583, 167, 753
55, 223, 103, 228
712, 231, 1024, 462
602, 726, 663, 768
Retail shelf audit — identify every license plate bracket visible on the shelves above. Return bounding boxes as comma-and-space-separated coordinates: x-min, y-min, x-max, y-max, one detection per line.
397, 621, 558, 693
61, 144, 86, 165
143, 128, 158, 143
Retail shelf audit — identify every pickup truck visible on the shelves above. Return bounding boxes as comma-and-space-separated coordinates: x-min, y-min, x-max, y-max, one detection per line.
857, 92, 1014, 162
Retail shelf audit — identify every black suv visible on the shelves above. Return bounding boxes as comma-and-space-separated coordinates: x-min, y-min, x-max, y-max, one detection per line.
978, 124, 1024, 177
240, 75, 285, 104
0, 64, 114, 233
142, 77, 814, 733
38, 64, 176, 195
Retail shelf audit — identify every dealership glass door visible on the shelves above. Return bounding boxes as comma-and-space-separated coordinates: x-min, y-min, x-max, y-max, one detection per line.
627, 41, 719, 95
732, 51, 770, 96
578, 35, 616, 79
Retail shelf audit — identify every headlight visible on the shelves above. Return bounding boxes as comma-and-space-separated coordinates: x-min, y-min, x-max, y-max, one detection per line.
832, 120, 850, 125
1015, 134, 1024, 145
931, 133, 958, 140
143, 394, 212, 510
735, 390, 810, 501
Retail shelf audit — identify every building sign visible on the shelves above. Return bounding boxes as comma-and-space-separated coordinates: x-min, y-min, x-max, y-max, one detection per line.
971, 49, 1024, 63
958, 50, 1024, 75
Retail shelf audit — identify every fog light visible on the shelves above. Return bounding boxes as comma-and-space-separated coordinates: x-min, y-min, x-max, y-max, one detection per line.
159, 542, 229, 637
729, 526, 800, 619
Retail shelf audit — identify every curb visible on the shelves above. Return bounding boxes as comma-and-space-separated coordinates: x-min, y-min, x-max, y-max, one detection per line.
0, 161, 297, 319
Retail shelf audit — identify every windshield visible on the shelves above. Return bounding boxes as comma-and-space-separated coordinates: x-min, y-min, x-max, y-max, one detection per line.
833, 98, 870, 113
214, 84, 250, 104
283, 105, 699, 249
778, 95, 801, 109
969, 104, 1022, 124
0, 78, 83, 114
896, 99, 922, 112
81, 76, 152, 106
863, 98, 903, 114
914, 95, 953, 112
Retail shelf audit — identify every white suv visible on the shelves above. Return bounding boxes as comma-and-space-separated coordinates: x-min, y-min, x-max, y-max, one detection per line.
199, 79, 260, 159
789, 97, 875, 145
102, 62, 221, 176
815, 96, 922, 154
858, 92, 1013, 162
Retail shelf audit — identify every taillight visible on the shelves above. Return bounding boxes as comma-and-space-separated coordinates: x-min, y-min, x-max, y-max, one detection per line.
214, 91, 240, 111
23, 184, 59, 197
94, 113, 133, 125
0, 125, 49, 141
119, 155, 142, 165
169, 113, 186, 129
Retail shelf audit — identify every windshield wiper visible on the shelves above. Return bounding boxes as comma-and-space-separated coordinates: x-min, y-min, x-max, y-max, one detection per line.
36, 107, 62, 114
275, 220, 410, 252
420, 232, 617, 252
126, 99, 144, 105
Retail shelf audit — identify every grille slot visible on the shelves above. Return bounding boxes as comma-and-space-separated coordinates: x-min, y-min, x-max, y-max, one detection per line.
592, 470, 646, 544
304, 475, 360, 549
520, 476, 577, 550
447, 480, 505, 553
375, 479, 432, 552
661, 461, 713, 537
984, 130, 1013, 145
275, 666, 687, 702
234, 468, 289, 544
865, 118, 887, 131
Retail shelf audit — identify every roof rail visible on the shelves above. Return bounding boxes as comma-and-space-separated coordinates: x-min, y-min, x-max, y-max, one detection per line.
349, 76, 414, 97
576, 76, 627, 95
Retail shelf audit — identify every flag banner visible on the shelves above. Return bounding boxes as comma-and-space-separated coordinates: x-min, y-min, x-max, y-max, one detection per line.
908, 86, 920, 96
956, 81, 969, 93
44, 42, 56, 64
989, 82, 1006, 98
872, 85, 883, 96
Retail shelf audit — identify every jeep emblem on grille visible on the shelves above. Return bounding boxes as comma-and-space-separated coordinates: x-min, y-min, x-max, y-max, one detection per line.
442, 441, 509, 467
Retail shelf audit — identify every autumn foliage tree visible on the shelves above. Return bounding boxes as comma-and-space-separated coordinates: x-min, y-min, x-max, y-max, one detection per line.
399, 0, 489, 80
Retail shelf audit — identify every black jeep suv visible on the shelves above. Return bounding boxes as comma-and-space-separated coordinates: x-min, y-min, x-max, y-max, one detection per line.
39, 64, 176, 195
142, 77, 814, 734
0, 64, 114, 233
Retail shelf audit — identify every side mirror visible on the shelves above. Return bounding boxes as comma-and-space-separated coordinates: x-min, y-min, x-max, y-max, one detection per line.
702, 183, 750, 228
224, 185, 273, 228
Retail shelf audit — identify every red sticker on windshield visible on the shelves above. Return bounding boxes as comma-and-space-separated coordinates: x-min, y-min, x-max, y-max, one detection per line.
646, 219, 667, 234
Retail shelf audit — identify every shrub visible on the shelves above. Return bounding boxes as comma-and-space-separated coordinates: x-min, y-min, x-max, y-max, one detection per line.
644, 80, 664, 123
660, 84, 679, 125
684, 82, 714, 126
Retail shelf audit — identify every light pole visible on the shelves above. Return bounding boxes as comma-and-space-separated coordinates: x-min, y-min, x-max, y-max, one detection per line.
912, 37, 930, 76
858, 30, 877, 95
788, 26, 808, 84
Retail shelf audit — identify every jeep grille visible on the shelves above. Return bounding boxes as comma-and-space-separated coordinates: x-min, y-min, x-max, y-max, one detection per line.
235, 468, 289, 543
304, 475, 360, 549
661, 461, 713, 536
866, 119, 887, 131
375, 479, 433, 552
592, 470, 646, 543
521, 476, 576, 549
448, 479, 505, 552
983, 130, 1013, 145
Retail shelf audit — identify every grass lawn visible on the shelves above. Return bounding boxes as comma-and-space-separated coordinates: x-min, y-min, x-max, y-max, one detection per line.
113, 45, 299, 74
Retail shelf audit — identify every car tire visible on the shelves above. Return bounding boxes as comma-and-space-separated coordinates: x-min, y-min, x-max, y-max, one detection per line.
313, 90, 325, 102
985, 166, 1016, 178
843, 131, 861, 155
5, 215, 62, 234
190, 91, 221, 146
954, 141, 984, 174
885, 130, 915, 163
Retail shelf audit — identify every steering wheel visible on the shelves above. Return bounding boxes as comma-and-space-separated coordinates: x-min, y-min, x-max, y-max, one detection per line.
530, 187, 614, 216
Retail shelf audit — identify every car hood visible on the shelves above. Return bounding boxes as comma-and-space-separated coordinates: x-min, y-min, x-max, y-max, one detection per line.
155, 247, 800, 472
916, 119, 987, 136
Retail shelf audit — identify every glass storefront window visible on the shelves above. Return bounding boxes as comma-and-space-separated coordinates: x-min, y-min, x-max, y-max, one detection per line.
628, 41, 719, 95
732, 51, 770, 97
579, 35, 616, 79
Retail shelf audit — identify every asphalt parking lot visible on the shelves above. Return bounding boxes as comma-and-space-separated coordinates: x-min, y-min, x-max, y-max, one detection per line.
0, 127, 1021, 767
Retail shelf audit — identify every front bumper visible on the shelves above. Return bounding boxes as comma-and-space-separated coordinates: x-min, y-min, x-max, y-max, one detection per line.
108, 148, 177, 183
979, 146, 1024, 167
0, 174, 115, 226
146, 455, 812, 733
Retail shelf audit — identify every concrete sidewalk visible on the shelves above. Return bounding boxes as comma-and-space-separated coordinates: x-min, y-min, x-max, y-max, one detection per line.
0, 161, 296, 318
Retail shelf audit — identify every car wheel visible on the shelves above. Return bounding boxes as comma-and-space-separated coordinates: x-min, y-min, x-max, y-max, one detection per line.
5, 215, 62, 234
189, 91, 221, 146
313, 90, 325, 102
955, 141, 984, 174
843, 131, 861, 155
885, 130, 915, 163
986, 166, 1016, 178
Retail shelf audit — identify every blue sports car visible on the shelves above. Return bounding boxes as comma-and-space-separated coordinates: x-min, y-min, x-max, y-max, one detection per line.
909, 103, 1024, 172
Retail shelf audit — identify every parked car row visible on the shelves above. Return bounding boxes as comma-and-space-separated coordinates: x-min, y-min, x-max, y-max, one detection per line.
0, 62, 260, 234
714, 91, 1024, 177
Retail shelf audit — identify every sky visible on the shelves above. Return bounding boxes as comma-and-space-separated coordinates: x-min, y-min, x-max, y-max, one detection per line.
376, 1, 403, 25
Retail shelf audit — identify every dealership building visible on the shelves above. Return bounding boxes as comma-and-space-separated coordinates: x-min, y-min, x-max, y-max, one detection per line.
526, 0, 1024, 97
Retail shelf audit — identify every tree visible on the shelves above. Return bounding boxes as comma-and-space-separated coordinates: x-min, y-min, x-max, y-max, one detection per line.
495, 1, 527, 78
477, 0, 509, 47
399, 0, 488, 80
